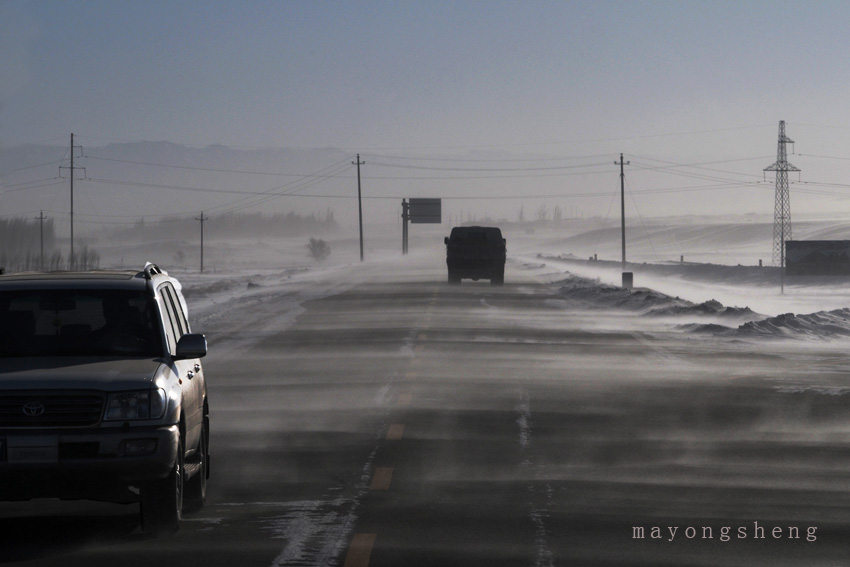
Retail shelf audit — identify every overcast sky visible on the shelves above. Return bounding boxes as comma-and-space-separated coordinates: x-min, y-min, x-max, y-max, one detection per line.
2, 0, 850, 221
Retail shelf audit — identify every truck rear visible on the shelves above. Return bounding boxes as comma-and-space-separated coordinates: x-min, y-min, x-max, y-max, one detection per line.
444, 226, 506, 285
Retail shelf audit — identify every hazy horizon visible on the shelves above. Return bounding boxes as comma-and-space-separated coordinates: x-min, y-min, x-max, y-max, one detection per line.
3, 1, 850, 231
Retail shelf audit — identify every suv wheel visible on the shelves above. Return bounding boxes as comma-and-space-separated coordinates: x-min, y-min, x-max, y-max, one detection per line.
140, 434, 184, 534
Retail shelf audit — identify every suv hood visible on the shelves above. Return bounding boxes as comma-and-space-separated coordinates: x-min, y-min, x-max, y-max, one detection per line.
0, 357, 162, 392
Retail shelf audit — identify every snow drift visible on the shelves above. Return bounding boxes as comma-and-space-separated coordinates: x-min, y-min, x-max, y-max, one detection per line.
554, 273, 850, 340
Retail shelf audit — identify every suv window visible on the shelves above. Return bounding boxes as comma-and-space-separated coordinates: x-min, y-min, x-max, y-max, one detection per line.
0, 289, 162, 357
163, 285, 189, 336
157, 285, 181, 355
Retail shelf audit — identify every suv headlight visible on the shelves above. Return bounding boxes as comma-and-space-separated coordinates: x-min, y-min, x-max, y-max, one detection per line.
104, 389, 167, 420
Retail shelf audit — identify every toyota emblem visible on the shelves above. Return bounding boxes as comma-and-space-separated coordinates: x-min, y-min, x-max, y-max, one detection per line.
22, 402, 46, 417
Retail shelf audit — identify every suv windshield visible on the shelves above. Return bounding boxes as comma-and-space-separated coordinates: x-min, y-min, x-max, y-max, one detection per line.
0, 289, 162, 357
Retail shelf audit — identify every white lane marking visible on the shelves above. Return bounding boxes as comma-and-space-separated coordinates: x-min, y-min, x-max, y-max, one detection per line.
263, 499, 350, 565
516, 389, 532, 450
264, 346, 413, 566
375, 383, 392, 406
517, 388, 554, 567
263, 445, 380, 566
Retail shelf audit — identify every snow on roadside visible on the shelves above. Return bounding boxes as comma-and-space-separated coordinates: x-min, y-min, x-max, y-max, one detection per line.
552, 274, 760, 323
173, 262, 360, 355
551, 272, 850, 341
731, 309, 850, 340
169, 242, 850, 346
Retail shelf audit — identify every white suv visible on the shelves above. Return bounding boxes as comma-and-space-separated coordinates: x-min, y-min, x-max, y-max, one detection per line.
0, 263, 209, 534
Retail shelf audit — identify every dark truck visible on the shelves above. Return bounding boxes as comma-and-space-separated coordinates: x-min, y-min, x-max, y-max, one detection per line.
444, 226, 506, 285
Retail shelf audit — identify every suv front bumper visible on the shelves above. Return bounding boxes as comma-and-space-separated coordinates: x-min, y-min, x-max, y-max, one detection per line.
0, 424, 179, 502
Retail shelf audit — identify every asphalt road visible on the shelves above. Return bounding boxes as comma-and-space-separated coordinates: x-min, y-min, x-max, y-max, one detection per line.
4, 261, 850, 566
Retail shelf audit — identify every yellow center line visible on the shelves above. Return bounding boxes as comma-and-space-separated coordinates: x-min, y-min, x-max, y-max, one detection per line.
396, 392, 413, 406
344, 533, 377, 567
369, 467, 394, 490
386, 423, 405, 440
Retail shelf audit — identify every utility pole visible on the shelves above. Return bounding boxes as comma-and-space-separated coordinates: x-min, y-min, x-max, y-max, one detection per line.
59, 133, 84, 269
35, 211, 46, 271
195, 212, 209, 273
353, 154, 365, 261
616, 153, 630, 270
401, 199, 409, 255
764, 121, 800, 295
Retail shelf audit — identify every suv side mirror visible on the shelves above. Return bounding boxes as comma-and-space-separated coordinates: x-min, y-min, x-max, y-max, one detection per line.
175, 333, 207, 360
444, 237, 449, 245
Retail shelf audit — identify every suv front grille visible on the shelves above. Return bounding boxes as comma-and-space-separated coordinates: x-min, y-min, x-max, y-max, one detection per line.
0, 393, 105, 428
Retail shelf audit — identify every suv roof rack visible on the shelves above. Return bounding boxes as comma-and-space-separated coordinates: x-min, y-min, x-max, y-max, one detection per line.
143, 263, 164, 280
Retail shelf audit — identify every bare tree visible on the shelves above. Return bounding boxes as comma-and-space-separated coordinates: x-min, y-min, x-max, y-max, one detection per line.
174, 249, 187, 269
536, 203, 548, 222
307, 238, 331, 262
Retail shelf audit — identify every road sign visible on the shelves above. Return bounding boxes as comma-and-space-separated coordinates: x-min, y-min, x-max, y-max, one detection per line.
409, 198, 441, 224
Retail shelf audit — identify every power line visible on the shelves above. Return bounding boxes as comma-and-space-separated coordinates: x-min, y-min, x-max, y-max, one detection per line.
628, 154, 770, 178
339, 123, 777, 152
0, 179, 66, 194
84, 155, 341, 178
84, 161, 349, 200
797, 153, 850, 162
365, 160, 612, 173
360, 152, 613, 163
77, 174, 768, 205
206, 158, 352, 216
0, 159, 65, 175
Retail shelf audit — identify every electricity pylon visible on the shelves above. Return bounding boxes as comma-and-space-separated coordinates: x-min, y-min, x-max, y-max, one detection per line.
764, 121, 800, 291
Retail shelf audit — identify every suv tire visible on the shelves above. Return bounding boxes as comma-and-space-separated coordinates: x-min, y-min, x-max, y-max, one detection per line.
490, 269, 504, 286
140, 434, 184, 534
184, 415, 209, 513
